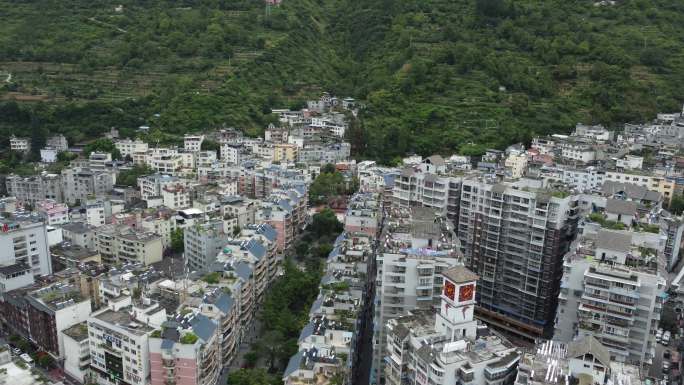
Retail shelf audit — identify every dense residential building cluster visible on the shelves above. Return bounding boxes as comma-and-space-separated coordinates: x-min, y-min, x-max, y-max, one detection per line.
284, 192, 379, 385
3, 100, 684, 385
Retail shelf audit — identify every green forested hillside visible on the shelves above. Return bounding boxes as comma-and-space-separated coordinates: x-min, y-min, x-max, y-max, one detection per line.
1, 0, 684, 163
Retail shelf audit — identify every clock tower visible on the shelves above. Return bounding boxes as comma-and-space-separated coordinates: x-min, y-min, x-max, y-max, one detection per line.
435, 266, 479, 342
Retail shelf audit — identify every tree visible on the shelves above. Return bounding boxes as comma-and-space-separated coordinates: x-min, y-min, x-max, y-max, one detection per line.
201, 139, 220, 152
117, 164, 154, 187
56, 151, 78, 163
36, 352, 53, 369
321, 163, 336, 174
83, 138, 122, 160
232, 225, 241, 237
310, 209, 343, 239
660, 303, 678, 333
227, 368, 279, 385
475, 0, 510, 18
254, 330, 287, 371
308, 169, 352, 205
312, 243, 334, 259
170, 228, 184, 253
670, 195, 684, 215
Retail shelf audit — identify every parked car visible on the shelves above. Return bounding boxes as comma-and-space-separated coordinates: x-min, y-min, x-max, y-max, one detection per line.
12, 348, 21, 355
664, 349, 671, 359
663, 361, 671, 373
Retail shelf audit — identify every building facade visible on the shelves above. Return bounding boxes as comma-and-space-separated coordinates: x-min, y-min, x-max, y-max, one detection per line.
458, 179, 580, 340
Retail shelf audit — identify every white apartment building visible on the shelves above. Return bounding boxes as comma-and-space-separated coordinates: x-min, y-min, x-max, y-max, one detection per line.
6, 173, 63, 204
161, 185, 191, 209
504, 153, 528, 179
88, 298, 167, 385
554, 229, 665, 366
47, 134, 69, 151
392, 166, 462, 223
604, 171, 675, 204
140, 214, 176, 250
560, 140, 598, 163
184, 221, 231, 272
147, 150, 184, 176
85, 200, 107, 227
373, 206, 464, 382
95, 225, 163, 266
531, 137, 556, 155
384, 267, 520, 385
138, 174, 182, 200
572, 124, 612, 141
561, 167, 605, 192
62, 323, 91, 383
115, 139, 149, 158
40, 147, 59, 163
515, 338, 644, 385
197, 150, 218, 167
0, 263, 34, 293
89, 152, 112, 170
61, 167, 116, 205
184, 134, 205, 152
616, 155, 643, 170
220, 143, 243, 165
35, 199, 70, 225
10, 135, 31, 152
0, 217, 52, 277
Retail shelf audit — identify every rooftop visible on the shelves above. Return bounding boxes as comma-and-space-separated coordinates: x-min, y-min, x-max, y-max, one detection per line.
62, 322, 90, 342
93, 308, 155, 335
442, 266, 479, 284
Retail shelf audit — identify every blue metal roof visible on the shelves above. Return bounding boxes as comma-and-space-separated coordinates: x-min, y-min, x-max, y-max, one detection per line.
298, 321, 315, 343
207, 291, 234, 314
161, 339, 175, 349
334, 232, 347, 246
383, 173, 396, 187
309, 295, 323, 316
328, 247, 341, 259
234, 261, 253, 281
256, 223, 278, 242
320, 273, 335, 286
278, 199, 293, 212
283, 350, 305, 378
190, 313, 217, 342
244, 239, 266, 260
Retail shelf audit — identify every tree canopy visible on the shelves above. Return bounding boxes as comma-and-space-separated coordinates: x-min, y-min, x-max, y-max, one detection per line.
117, 164, 154, 187
1, 0, 684, 163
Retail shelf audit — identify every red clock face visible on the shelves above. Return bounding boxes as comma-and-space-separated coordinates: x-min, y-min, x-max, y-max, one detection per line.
459, 284, 474, 302
444, 281, 456, 301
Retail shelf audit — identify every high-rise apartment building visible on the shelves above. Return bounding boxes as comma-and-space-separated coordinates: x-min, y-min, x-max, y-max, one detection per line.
457, 178, 580, 340
149, 314, 220, 385
392, 156, 462, 226
384, 266, 520, 385
94, 225, 163, 266
184, 221, 230, 272
554, 229, 665, 367
88, 297, 167, 385
0, 216, 52, 278
373, 206, 463, 382
5, 173, 63, 204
